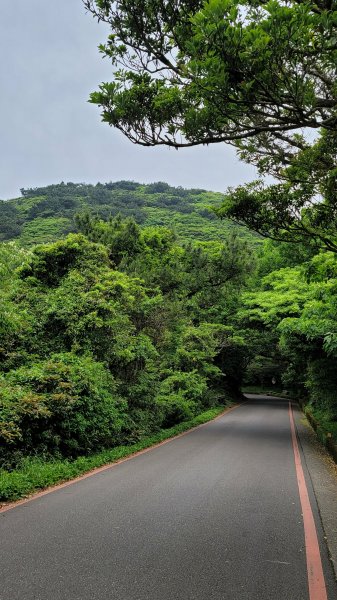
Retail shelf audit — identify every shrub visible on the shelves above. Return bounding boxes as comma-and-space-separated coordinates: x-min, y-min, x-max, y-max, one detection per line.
306, 358, 337, 419
155, 371, 208, 428
0, 353, 126, 468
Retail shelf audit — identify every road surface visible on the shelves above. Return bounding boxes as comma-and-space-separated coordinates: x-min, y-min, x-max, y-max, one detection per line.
1, 395, 336, 600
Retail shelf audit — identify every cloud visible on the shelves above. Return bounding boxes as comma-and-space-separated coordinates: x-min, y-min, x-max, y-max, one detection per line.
0, 0, 255, 199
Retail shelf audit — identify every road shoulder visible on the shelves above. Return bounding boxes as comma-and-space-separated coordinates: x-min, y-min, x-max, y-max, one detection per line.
295, 406, 337, 580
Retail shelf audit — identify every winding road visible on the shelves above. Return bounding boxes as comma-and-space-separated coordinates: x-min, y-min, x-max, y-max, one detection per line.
1, 395, 336, 599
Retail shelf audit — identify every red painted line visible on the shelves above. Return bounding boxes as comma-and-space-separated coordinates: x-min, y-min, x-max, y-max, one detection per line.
0, 402, 246, 514
289, 402, 328, 600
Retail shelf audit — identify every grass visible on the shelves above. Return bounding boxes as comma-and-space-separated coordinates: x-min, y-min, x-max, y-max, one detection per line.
0, 404, 233, 504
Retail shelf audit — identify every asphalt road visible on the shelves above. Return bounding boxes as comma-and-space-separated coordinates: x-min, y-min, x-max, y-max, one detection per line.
1, 396, 336, 600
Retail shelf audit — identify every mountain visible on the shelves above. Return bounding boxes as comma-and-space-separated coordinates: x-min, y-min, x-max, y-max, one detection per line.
0, 181, 259, 246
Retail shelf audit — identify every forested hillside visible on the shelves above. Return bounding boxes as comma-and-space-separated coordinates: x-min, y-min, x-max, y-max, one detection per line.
1, 191, 337, 500
0, 181, 258, 247
0, 212, 254, 498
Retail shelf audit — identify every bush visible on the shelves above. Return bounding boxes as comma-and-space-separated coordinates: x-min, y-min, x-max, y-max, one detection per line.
155, 371, 208, 428
306, 358, 337, 419
19, 234, 109, 286
0, 353, 126, 468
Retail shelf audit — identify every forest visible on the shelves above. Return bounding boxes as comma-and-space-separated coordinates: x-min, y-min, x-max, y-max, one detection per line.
1, 180, 337, 501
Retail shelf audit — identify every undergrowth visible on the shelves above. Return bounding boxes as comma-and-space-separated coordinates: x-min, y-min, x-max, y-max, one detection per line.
0, 404, 232, 503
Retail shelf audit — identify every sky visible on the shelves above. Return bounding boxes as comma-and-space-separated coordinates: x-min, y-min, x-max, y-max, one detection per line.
0, 0, 256, 200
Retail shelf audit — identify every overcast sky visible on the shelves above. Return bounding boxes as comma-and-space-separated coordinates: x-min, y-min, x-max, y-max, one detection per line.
0, 0, 256, 200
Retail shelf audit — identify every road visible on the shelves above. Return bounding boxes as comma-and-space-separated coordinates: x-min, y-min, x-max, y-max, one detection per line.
1, 395, 336, 600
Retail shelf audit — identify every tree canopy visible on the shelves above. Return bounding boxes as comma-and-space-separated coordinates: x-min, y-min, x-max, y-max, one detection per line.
85, 0, 337, 251
0, 219, 251, 471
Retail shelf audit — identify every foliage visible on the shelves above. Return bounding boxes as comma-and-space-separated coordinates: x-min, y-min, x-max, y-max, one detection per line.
86, 0, 336, 147
155, 370, 208, 427
0, 219, 251, 470
85, 1, 337, 251
3, 187, 337, 476
0, 404, 231, 502
239, 246, 337, 417
0, 354, 125, 468
0, 181, 258, 247
305, 359, 337, 418
19, 217, 75, 246
216, 138, 337, 251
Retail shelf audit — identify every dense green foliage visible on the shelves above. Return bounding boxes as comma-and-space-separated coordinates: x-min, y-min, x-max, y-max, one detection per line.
86, 0, 336, 147
0, 406, 227, 502
0, 218, 251, 472
241, 242, 337, 437
1, 181, 337, 498
2, 0, 337, 498
86, 1, 337, 252
83, 0, 337, 446
216, 129, 337, 252
0, 181, 257, 246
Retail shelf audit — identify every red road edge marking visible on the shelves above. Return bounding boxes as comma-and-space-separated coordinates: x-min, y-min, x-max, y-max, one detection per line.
289, 402, 328, 600
0, 402, 246, 514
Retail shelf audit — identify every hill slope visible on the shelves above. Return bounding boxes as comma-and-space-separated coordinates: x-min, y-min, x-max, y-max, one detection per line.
0, 181, 258, 246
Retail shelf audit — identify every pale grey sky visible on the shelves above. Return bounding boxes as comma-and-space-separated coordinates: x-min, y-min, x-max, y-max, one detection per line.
0, 0, 256, 199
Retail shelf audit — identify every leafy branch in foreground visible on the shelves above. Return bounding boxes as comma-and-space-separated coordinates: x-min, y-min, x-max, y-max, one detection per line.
85, 0, 337, 151
215, 130, 337, 251
85, 1, 337, 251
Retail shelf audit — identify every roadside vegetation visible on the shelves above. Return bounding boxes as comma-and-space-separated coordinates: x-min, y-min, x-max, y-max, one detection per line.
240, 241, 337, 438
84, 0, 337, 449
0, 211, 251, 501
1, 181, 337, 500
2, 0, 337, 498
0, 405, 229, 502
